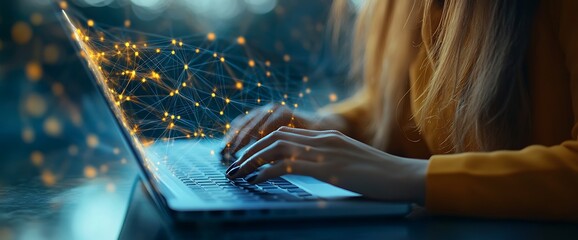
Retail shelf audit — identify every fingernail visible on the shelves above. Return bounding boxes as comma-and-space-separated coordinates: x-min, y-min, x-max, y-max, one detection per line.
244, 172, 258, 184
225, 163, 236, 173
226, 166, 240, 177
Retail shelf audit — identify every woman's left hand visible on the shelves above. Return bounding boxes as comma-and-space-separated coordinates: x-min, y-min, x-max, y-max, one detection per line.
225, 126, 429, 204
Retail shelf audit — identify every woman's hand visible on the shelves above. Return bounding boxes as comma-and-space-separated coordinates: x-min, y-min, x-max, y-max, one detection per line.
221, 103, 345, 160
225, 126, 428, 204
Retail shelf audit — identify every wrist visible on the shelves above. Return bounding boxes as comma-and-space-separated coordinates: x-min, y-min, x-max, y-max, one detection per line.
405, 158, 428, 205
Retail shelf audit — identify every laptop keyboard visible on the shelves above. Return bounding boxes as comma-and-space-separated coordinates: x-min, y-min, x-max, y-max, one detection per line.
166, 159, 318, 202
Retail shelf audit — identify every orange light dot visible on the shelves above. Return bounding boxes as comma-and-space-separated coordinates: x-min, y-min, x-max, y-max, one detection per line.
87, 19, 94, 27
31, 151, 44, 166
329, 93, 338, 102
12, 22, 32, 45
248, 59, 255, 68
207, 32, 216, 41
59, 1, 68, 9
86, 134, 99, 148
84, 166, 97, 178
26, 62, 43, 81
237, 36, 246, 45
235, 82, 243, 89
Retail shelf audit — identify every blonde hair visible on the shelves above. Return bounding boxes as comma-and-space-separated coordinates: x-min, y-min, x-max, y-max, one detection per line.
333, 0, 537, 152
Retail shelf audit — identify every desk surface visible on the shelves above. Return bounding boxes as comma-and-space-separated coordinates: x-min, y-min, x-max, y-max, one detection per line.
2, 168, 577, 240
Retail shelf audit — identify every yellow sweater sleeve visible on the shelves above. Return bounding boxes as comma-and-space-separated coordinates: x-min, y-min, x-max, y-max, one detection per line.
426, 0, 578, 221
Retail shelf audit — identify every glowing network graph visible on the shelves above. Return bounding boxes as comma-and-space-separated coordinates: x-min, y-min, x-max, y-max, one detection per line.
65, 11, 310, 146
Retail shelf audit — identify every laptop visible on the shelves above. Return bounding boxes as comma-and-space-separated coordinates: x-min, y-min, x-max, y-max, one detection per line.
59, 9, 410, 222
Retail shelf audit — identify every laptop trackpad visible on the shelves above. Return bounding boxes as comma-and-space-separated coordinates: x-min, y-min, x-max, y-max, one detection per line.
282, 175, 360, 199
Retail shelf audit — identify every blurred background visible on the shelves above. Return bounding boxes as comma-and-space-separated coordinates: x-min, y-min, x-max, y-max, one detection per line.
0, 0, 360, 239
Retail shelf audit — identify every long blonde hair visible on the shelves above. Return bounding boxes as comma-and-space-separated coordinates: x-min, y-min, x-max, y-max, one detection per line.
333, 0, 538, 152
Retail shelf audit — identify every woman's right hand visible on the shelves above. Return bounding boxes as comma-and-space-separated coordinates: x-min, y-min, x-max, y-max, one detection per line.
220, 103, 345, 161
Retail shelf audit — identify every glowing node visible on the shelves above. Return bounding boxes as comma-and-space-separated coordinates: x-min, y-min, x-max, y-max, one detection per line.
225, 98, 230, 104
226, 123, 231, 129
84, 166, 97, 178
132, 44, 136, 48
182, 82, 187, 87
329, 93, 338, 102
25, 61, 43, 81
125, 42, 129, 47
281, 101, 286, 106
171, 50, 175, 55
211, 92, 216, 98
195, 102, 200, 107
59, 1, 68, 9
30, 13, 43, 26
220, 57, 225, 62
87, 19, 94, 27
213, 53, 217, 58
248, 59, 255, 68
257, 82, 262, 87
141, 78, 146, 83
41, 170, 56, 186
235, 82, 243, 89
294, 103, 299, 108
184, 64, 188, 70
195, 48, 200, 53
87, 134, 99, 148
106, 183, 116, 192
266, 71, 271, 77
12, 22, 32, 45
171, 39, 176, 45
283, 54, 291, 62
31, 151, 44, 167
265, 60, 271, 67
156, 48, 161, 53
210, 150, 215, 155
207, 32, 216, 41
306, 88, 311, 94
219, 111, 224, 115
303, 76, 309, 82
134, 52, 139, 56
22, 127, 35, 143
43, 117, 62, 136
124, 19, 131, 28
179, 41, 183, 47
237, 36, 246, 45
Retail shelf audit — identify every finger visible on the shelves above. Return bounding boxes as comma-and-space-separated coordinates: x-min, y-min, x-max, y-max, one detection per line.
277, 126, 343, 137
227, 110, 272, 154
226, 130, 312, 172
247, 160, 319, 184
229, 140, 314, 178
